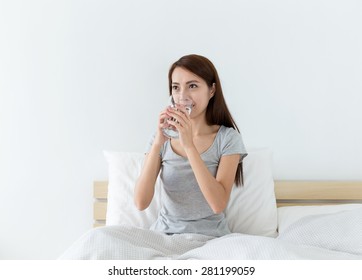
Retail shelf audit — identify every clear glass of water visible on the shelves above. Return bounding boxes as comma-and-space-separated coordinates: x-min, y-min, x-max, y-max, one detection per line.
162, 95, 193, 138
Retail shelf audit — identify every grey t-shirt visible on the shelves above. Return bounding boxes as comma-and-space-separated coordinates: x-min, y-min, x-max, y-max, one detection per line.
145, 125, 247, 237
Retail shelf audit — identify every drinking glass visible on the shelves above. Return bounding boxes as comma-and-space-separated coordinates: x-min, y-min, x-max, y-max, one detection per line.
162, 95, 193, 138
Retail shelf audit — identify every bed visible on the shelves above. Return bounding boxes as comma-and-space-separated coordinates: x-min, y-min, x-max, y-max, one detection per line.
59, 149, 362, 260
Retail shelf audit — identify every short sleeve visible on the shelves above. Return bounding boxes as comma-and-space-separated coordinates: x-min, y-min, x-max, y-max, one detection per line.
220, 127, 248, 162
144, 132, 164, 156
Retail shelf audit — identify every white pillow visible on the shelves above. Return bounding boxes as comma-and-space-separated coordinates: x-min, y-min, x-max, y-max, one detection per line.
277, 204, 362, 234
104, 148, 278, 237
104, 151, 162, 228
225, 148, 278, 237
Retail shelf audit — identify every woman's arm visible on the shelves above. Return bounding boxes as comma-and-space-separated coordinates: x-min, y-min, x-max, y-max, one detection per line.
134, 109, 169, 211
134, 143, 162, 211
185, 147, 240, 214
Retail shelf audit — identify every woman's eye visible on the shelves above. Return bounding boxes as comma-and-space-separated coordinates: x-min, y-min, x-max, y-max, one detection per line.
189, 84, 198, 89
172, 85, 179, 91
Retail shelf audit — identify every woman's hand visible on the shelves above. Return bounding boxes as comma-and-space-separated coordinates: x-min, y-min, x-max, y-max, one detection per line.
153, 109, 170, 147
166, 106, 194, 149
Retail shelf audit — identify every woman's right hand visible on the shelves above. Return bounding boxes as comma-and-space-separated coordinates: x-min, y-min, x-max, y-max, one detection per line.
153, 109, 170, 147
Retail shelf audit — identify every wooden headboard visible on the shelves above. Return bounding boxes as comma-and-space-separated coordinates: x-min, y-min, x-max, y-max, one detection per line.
93, 180, 362, 227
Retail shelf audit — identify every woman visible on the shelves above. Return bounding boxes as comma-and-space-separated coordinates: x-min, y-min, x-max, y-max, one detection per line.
134, 54, 247, 237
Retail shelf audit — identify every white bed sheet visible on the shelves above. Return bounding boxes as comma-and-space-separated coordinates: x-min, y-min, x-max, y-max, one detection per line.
277, 204, 362, 233
59, 208, 362, 260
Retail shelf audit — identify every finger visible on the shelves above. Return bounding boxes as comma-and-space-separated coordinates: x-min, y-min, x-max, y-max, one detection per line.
169, 106, 188, 115
167, 110, 191, 130
167, 117, 189, 133
167, 108, 187, 123
158, 116, 168, 126
159, 111, 169, 118
159, 121, 169, 129
159, 111, 170, 121
167, 119, 181, 130
159, 113, 167, 120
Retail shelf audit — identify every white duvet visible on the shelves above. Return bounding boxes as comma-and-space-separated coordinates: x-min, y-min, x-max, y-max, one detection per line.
58, 208, 362, 260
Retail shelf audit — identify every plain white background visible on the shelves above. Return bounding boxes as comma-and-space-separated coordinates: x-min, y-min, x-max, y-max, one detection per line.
0, 0, 361, 259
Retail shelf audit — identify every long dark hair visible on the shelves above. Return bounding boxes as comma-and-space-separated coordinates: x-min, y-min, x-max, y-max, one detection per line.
168, 54, 244, 186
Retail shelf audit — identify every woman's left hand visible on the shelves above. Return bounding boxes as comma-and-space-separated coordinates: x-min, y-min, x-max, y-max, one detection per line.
166, 106, 193, 148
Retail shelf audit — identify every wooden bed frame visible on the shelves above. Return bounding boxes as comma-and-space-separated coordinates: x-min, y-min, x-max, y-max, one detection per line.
93, 181, 362, 228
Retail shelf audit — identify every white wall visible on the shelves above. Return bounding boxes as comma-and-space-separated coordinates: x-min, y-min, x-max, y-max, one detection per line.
0, 0, 361, 259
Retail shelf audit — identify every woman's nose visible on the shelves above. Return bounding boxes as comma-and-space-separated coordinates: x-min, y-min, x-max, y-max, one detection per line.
179, 91, 190, 101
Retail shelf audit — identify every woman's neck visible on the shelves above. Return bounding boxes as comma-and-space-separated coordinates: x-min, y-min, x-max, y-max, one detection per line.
191, 115, 218, 137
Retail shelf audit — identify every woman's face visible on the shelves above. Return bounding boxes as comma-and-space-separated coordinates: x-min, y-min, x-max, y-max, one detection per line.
171, 67, 215, 119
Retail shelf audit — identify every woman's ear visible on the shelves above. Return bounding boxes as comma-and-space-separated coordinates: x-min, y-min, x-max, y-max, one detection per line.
210, 83, 216, 98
